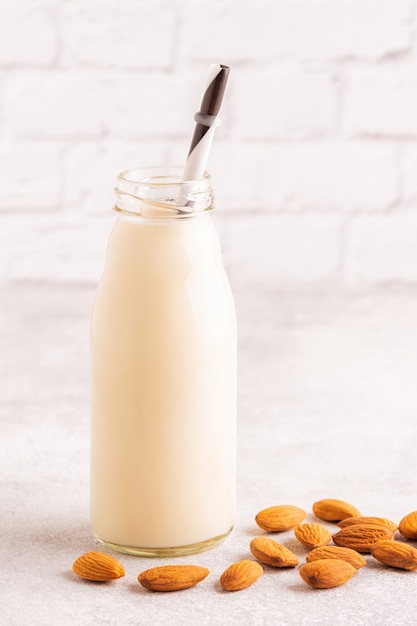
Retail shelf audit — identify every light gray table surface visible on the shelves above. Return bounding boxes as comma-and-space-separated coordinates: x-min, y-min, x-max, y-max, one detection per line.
1, 284, 417, 626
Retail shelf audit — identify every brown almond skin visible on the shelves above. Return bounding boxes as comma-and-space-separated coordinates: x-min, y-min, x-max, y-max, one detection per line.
138, 565, 209, 591
250, 537, 298, 567
72, 551, 125, 581
370, 540, 417, 570
306, 546, 366, 569
299, 558, 357, 589
337, 516, 398, 532
255, 505, 306, 532
313, 499, 362, 522
294, 523, 331, 549
333, 523, 394, 553
220, 560, 263, 591
399, 511, 417, 540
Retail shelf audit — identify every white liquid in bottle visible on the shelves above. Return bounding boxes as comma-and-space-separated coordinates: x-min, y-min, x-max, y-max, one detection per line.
90, 168, 237, 556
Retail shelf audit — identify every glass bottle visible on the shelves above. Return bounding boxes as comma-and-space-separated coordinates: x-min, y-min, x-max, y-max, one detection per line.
90, 167, 237, 556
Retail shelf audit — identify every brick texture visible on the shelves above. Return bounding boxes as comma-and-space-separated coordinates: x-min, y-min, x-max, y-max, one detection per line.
0, 142, 61, 210
1, 0, 417, 292
0, 214, 114, 283
231, 64, 338, 140
345, 62, 417, 138
180, 0, 411, 62
345, 213, 417, 286
0, 1, 57, 66
61, 1, 176, 70
227, 214, 342, 290
257, 142, 399, 212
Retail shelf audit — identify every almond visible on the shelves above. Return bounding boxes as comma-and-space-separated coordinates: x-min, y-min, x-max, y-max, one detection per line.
255, 504, 306, 532
370, 540, 417, 570
398, 511, 417, 540
138, 565, 209, 591
333, 523, 394, 553
299, 558, 357, 589
313, 499, 362, 522
250, 537, 298, 567
220, 560, 263, 591
72, 551, 125, 581
294, 523, 331, 549
337, 516, 398, 532
306, 545, 366, 569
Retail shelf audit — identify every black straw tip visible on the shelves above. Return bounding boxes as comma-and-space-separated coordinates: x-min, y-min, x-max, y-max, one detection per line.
200, 65, 230, 117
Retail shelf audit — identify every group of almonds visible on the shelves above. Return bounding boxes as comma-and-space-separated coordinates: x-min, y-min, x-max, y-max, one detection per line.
72, 499, 417, 592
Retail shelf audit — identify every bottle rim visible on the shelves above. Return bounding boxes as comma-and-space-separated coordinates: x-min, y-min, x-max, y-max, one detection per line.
114, 166, 213, 218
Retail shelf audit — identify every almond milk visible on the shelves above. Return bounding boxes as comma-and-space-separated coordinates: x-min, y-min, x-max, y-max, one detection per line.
90, 168, 236, 556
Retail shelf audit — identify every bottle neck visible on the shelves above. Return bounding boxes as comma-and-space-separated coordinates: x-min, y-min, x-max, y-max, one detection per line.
114, 167, 214, 219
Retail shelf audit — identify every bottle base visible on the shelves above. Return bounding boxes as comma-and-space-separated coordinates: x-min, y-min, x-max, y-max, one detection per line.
95, 527, 233, 557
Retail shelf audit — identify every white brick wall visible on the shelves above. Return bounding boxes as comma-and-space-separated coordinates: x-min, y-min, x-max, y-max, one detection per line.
0, 1, 57, 66
231, 63, 338, 140
1, 0, 417, 293
61, 1, 177, 70
180, 0, 411, 62
345, 212, 417, 286
345, 61, 417, 137
227, 215, 343, 290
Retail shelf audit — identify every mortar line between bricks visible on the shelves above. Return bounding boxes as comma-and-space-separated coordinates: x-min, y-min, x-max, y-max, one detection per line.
14, 133, 417, 144
5, 278, 417, 298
